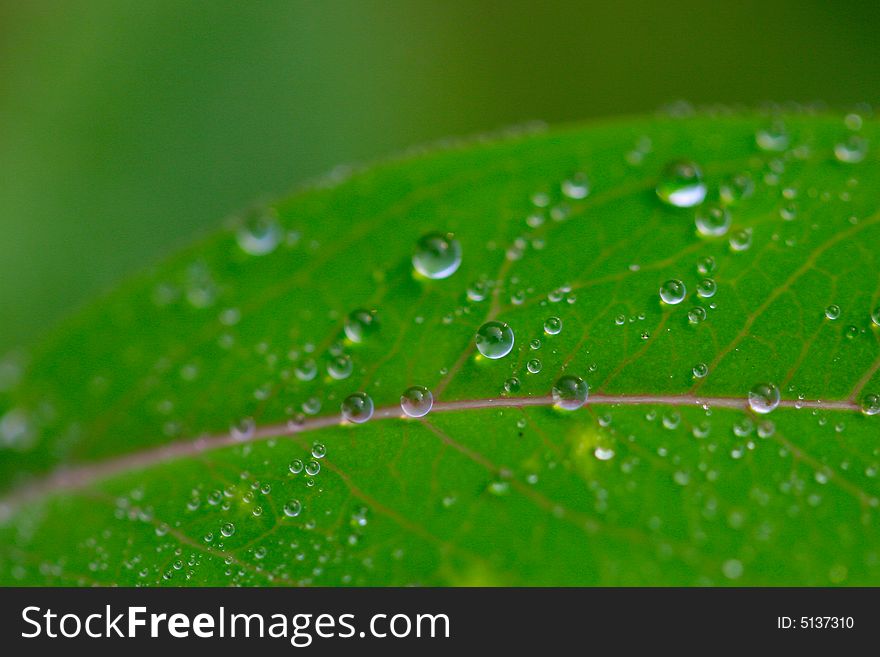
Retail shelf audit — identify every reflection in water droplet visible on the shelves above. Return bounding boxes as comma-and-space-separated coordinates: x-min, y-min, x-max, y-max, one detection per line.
400, 385, 433, 418
656, 160, 707, 208
696, 278, 717, 298
412, 232, 462, 279
659, 279, 687, 305
475, 321, 515, 359
748, 383, 780, 414
552, 375, 589, 410
527, 359, 542, 374
284, 500, 303, 517
220, 522, 235, 538
341, 392, 374, 423
824, 304, 841, 320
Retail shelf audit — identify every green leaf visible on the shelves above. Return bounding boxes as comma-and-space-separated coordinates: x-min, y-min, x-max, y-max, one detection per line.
2, 113, 880, 586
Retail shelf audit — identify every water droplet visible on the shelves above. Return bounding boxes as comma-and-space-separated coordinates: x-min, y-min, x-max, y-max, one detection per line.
504, 377, 521, 394
327, 354, 353, 380
529, 338, 542, 350
561, 172, 590, 199
344, 309, 379, 343
294, 358, 317, 382
872, 307, 880, 327
662, 411, 681, 429
656, 160, 706, 207
696, 278, 717, 298
861, 393, 880, 417
719, 172, 754, 205
543, 316, 562, 335
722, 559, 744, 579
696, 256, 716, 276
834, 135, 868, 163
412, 232, 462, 279
756, 121, 789, 152
824, 304, 841, 320
220, 522, 235, 538
552, 375, 589, 410
311, 443, 326, 459
283, 500, 303, 518
289, 459, 304, 474
729, 228, 752, 252
305, 460, 321, 476
231, 417, 255, 441
475, 321, 515, 359
400, 385, 433, 418
467, 280, 489, 302
748, 383, 780, 414
594, 447, 615, 461
236, 209, 281, 256
692, 363, 709, 379
527, 359, 542, 374
688, 307, 707, 324
695, 204, 732, 237
488, 481, 510, 496
659, 279, 687, 305
341, 392, 374, 423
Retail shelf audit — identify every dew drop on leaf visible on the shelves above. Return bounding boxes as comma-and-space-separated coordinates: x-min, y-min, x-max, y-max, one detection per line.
719, 172, 754, 205
344, 309, 379, 343
400, 385, 433, 418
412, 232, 462, 279
656, 160, 706, 207
341, 392, 374, 424
824, 304, 841, 320
695, 204, 732, 237
327, 354, 353, 380
283, 500, 303, 518
236, 208, 281, 256
543, 316, 562, 335
561, 172, 590, 199
527, 359, 542, 374
552, 375, 589, 410
475, 321, 515, 359
748, 383, 781, 415
220, 522, 235, 538
755, 120, 789, 152
834, 135, 868, 164
659, 279, 687, 305
696, 278, 717, 298
861, 393, 880, 417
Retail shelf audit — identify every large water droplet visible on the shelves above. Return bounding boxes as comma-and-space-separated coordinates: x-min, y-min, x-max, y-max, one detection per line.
236, 209, 281, 256
475, 321, 515, 359
400, 385, 433, 418
412, 232, 462, 279
695, 204, 732, 237
552, 375, 589, 410
656, 160, 706, 207
659, 279, 687, 305
341, 392, 373, 423
748, 383, 780, 414
344, 309, 379, 343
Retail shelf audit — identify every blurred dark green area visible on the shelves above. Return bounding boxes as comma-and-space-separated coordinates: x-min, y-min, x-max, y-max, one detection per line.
1, 0, 879, 351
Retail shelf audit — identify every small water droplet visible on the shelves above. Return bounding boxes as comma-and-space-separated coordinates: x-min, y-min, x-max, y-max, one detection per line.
729, 228, 752, 252
688, 307, 707, 324
561, 172, 590, 199
719, 172, 754, 205
294, 358, 317, 382
824, 304, 841, 320
552, 375, 589, 410
236, 208, 281, 256
861, 393, 880, 417
659, 279, 687, 305
527, 359, 542, 374
870, 306, 880, 327
289, 459, 304, 474
311, 443, 326, 459
834, 135, 868, 163
400, 385, 433, 418
696, 278, 717, 298
695, 204, 732, 237
341, 392, 374, 423
504, 377, 521, 394
656, 160, 707, 207
722, 558, 744, 579
412, 232, 462, 279
696, 256, 716, 275
344, 309, 379, 343
543, 316, 562, 335
283, 500, 303, 518
594, 446, 615, 461
231, 417, 255, 441
748, 383, 780, 415
692, 363, 709, 378
305, 460, 321, 476
475, 321, 515, 359
327, 354, 353, 380
220, 522, 235, 538
756, 120, 789, 152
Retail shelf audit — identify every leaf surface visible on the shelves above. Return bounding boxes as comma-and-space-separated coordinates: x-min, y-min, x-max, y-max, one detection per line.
2, 113, 880, 585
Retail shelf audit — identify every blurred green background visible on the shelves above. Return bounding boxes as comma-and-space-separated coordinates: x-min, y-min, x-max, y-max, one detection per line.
2, 0, 879, 351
